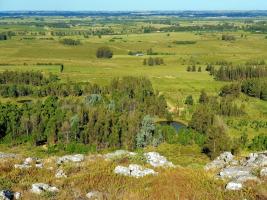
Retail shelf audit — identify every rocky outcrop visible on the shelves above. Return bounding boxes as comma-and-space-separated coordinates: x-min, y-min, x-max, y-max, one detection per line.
225, 182, 243, 191
14, 157, 43, 169
144, 152, 175, 168
30, 183, 59, 194
206, 151, 267, 191
204, 152, 234, 171
57, 154, 84, 165
219, 166, 252, 179
114, 164, 157, 178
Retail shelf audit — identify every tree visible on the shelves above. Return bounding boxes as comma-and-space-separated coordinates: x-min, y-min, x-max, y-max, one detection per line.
199, 90, 209, 104
203, 116, 231, 159
96, 47, 113, 59
136, 115, 155, 148
185, 95, 194, 105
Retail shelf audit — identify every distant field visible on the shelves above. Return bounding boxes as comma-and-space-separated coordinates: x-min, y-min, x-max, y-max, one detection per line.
0, 18, 267, 139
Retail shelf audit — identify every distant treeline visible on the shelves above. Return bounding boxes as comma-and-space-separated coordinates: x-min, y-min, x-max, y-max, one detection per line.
207, 65, 267, 81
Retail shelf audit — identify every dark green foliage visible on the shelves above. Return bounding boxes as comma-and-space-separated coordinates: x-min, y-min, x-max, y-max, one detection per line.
0, 34, 8, 41
143, 57, 164, 66
189, 105, 215, 134
0, 71, 57, 86
249, 134, 267, 151
185, 95, 194, 105
215, 65, 267, 81
96, 47, 113, 58
60, 38, 81, 45
176, 128, 206, 146
219, 83, 241, 97
241, 78, 267, 101
203, 116, 231, 159
0, 76, 168, 150
173, 41, 196, 45
199, 90, 209, 104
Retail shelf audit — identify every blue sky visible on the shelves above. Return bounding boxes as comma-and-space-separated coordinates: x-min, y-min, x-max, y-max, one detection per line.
0, 0, 267, 11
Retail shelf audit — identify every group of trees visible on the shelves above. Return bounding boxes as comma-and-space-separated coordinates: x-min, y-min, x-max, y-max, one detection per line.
188, 89, 245, 158
215, 65, 267, 81
0, 76, 170, 150
60, 38, 81, 46
241, 78, 267, 101
187, 66, 202, 72
0, 34, 8, 40
96, 47, 113, 58
143, 57, 164, 66
0, 71, 57, 86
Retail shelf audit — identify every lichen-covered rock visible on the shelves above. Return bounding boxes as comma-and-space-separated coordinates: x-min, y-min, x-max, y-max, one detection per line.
144, 152, 174, 168
235, 175, 260, 183
0, 153, 16, 160
225, 182, 243, 191
86, 191, 104, 199
55, 169, 67, 178
14, 163, 31, 169
30, 183, 59, 194
219, 166, 252, 179
260, 167, 267, 177
114, 164, 157, 178
104, 150, 136, 160
244, 152, 267, 168
57, 154, 84, 165
205, 152, 234, 171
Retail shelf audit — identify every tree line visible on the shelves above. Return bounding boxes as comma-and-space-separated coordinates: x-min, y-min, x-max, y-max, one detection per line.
0, 76, 169, 150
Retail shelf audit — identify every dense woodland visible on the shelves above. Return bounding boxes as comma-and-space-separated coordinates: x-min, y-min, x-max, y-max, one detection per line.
0, 74, 169, 151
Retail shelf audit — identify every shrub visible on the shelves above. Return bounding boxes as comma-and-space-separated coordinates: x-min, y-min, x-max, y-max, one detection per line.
60, 38, 81, 46
96, 47, 113, 58
249, 134, 267, 151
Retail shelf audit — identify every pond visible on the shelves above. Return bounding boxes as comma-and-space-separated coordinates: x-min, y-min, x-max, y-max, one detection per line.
157, 121, 186, 132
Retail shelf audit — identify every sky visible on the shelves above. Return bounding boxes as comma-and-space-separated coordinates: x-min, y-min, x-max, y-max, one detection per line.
0, 0, 267, 11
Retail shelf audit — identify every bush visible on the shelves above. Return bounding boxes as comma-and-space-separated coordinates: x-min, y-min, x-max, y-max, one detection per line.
249, 134, 267, 151
96, 47, 113, 58
60, 38, 81, 46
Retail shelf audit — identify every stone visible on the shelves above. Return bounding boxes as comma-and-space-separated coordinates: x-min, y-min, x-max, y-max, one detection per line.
144, 152, 174, 168
55, 169, 67, 178
260, 167, 267, 177
86, 191, 104, 199
205, 152, 234, 171
57, 154, 84, 165
114, 164, 157, 178
0, 190, 13, 200
30, 183, 59, 194
0, 153, 16, 159
219, 166, 252, 179
14, 192, 21, 200
104, 150, 136, 160
244, 152, 267, 168
14, 163, 31, 169
225, 182, 243, 191
235, 175, 260, 183
35, 163, 43, 168
24, 157, 34, 165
